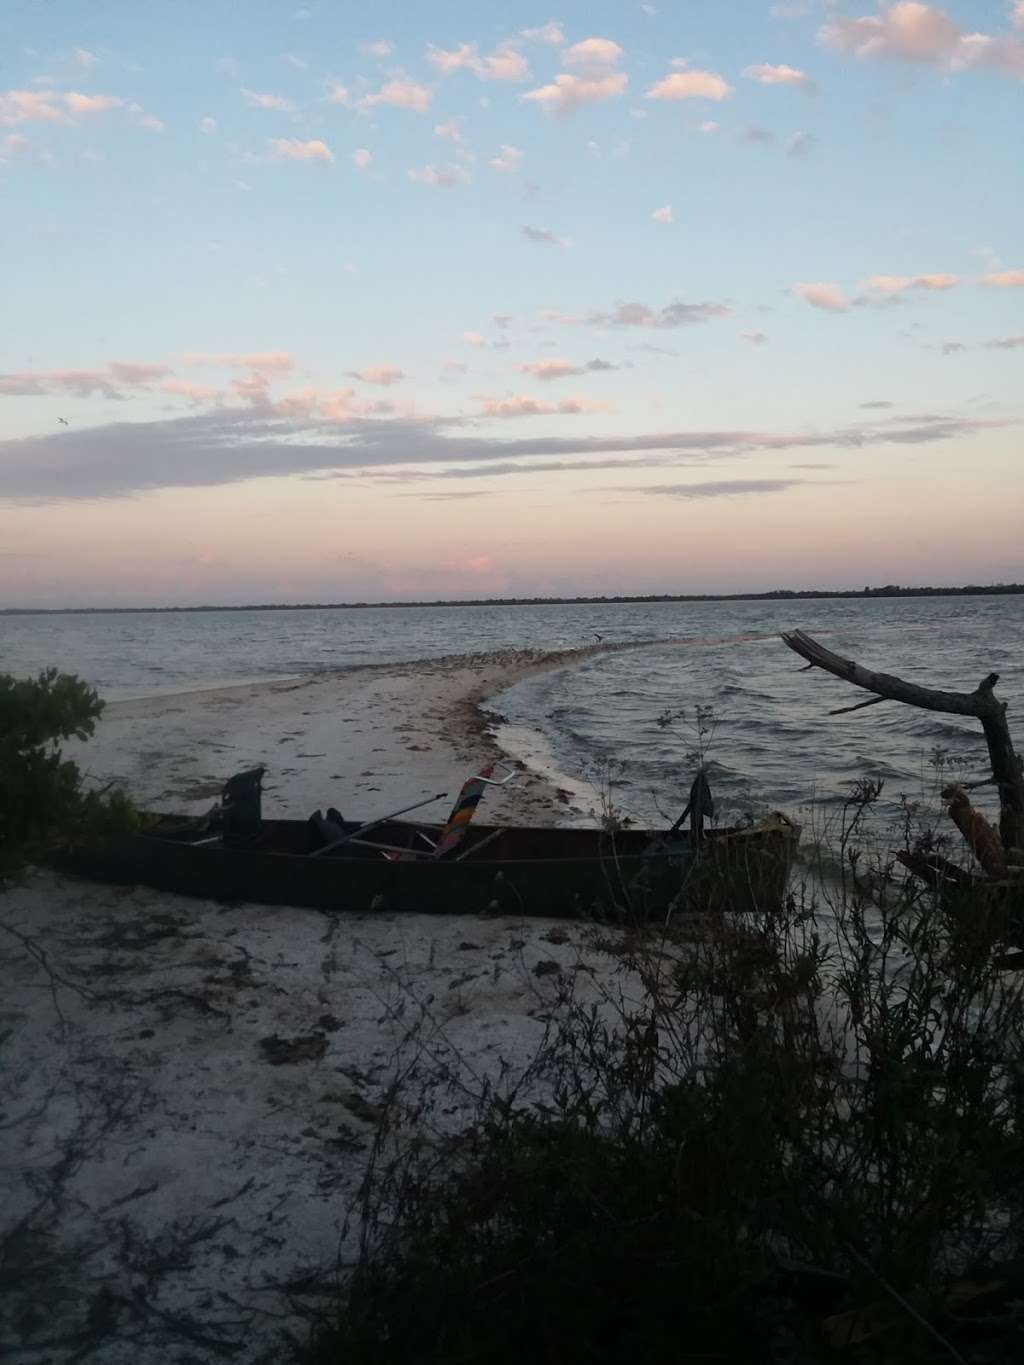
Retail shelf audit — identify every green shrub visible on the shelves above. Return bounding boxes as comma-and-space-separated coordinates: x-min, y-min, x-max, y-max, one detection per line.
0, 667, 135, 881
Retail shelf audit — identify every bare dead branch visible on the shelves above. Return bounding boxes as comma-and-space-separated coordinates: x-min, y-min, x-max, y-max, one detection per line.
781, 630, 1024, 855
0, 919, 97, 1038
829, 696, 889, 717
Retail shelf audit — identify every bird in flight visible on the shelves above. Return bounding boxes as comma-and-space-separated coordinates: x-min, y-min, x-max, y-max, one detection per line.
593, 632, 604, 642
57, 417, 69, 426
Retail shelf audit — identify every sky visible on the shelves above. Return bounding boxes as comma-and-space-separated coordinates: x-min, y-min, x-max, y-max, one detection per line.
1, 0, 1022, 607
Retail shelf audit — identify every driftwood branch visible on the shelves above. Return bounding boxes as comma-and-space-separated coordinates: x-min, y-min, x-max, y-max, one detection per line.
943, 784, 1007, 879
781, 630, 1024, 855
829, 696, 889, 717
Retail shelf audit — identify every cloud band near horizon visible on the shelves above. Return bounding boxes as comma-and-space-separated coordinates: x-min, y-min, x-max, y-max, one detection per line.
0, 407, 1007, 503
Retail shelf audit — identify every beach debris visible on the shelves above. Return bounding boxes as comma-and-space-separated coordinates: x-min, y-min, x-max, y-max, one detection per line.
541, 926, 570, 945
259, 1032, 328, 1064
942, 783, 1007, 879
324, 1088, 386, 1124
782, 630, 1024, 884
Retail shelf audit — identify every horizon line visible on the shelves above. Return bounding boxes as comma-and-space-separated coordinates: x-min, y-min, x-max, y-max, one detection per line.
3, 583, 1023, 616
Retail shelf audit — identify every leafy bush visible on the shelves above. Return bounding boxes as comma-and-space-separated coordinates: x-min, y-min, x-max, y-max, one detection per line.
0, 667, 135, 881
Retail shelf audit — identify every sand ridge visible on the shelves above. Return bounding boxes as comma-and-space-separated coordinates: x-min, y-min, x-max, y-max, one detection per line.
63, 639, 687, 827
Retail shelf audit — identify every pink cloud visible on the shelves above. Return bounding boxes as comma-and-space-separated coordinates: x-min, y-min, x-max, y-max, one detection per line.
184, 351, 295, 372
361, 40, 393, 58
434, 116, 465, 142
440, 554, 496, 576
821, 3, 1024, 79
522, 71, 628, 115
646, 68, 732, 101
478, 393, 610, 417
266, 385, 319, 418
231, 373, 273, 404
360, 78, 434, 112
865, 272, 959, 293
588, 300, 730, 328
488, 143, 523, 172
562, 38, 625, 68
520, 22, 565, 45
427, 42, 479, 75
0, 362, 171, 399
516, 358, 620, 381
651, 204, 673, 223
242, 89, 295, 112
427, 41, 530, 82
272, 386, 395, 422
349, 364, 405, 386
1, 133, 32, 159
792, 281, 850, 311
823, 3, 967, 61
107, 361, 173, 384
162, 379, 222, 406
352, 147, 373, 169
268, 137, 333, 163
63, 91, 124, 115
131, 107, 165, 133
0, 369, 117, 398
742, 62, 816, 90
982, 268, 1024, 286
516, 359, 578, 380
478, 44, 530, 82
1, 88, 148, 126
408, 163, 465, 187
0, 372, 94, 397
1, 89, 69, 124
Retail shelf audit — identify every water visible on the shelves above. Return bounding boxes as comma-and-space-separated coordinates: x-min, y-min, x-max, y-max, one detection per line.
3, 597, 1022, 826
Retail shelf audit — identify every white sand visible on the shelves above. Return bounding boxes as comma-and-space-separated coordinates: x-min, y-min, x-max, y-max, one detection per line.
63, 646, 610, 826
1, 645, 656, 1364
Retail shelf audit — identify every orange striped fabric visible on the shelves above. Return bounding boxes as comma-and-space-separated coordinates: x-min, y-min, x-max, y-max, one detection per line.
435, 766, 494, 858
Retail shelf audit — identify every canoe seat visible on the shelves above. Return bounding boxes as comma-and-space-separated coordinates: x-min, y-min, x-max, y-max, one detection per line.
308, 807, 346, 849
220, 767, 266, 846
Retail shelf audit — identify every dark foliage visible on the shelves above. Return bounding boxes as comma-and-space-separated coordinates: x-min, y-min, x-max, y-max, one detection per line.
0, 667, 135, 880
305, 792, 1024, 1364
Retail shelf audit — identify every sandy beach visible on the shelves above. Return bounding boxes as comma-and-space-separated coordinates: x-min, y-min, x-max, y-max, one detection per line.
64, 644, 621, 826
1, 645, 647, 1364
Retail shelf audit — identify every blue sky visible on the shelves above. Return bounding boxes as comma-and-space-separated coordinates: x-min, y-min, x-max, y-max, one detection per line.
1, 1, 1022, 605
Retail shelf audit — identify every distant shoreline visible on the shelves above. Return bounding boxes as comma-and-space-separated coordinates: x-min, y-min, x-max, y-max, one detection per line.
2, 584, 1023, 616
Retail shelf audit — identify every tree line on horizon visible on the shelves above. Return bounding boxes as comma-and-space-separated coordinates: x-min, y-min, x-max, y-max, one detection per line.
2, 582, 1024, 616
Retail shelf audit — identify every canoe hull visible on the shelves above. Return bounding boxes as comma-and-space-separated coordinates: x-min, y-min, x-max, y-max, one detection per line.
52, 816, 800, 919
